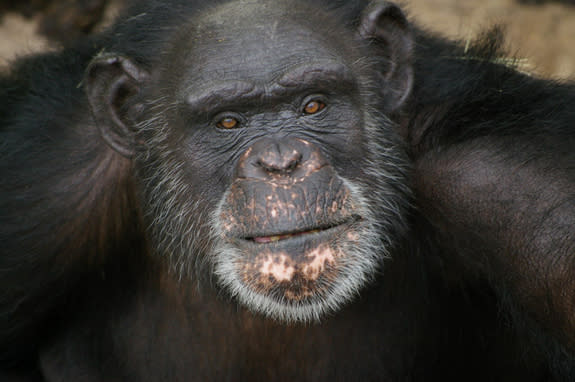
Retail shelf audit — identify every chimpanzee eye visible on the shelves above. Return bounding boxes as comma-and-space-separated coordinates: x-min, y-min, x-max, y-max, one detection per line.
217, 116, 240, 129
303, 99, 326, 115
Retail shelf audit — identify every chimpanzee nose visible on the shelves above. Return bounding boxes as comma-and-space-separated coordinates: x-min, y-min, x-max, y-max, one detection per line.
257, 141, 302, 174
237, 138, 325, 181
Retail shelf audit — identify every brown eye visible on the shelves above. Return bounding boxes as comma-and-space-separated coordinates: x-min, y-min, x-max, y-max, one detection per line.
303, 100, 326, 115
217, 116, 239, 129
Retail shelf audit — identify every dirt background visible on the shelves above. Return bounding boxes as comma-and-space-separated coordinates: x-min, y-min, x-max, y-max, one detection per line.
404, 0, 575, 78
0, 0, 575, 78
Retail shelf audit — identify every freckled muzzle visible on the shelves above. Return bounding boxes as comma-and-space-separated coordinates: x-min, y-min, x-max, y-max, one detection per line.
217, 137, 362, 302
238, 237, 343, 302
221, 167, 353, 238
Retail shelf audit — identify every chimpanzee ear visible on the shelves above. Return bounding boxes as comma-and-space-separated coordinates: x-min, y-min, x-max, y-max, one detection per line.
85, 54, 149, 157
358, 1, 413, 112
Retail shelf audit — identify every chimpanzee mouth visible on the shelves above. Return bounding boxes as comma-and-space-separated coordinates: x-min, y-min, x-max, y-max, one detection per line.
247, 228, 322, 244
244, 216, 361, 244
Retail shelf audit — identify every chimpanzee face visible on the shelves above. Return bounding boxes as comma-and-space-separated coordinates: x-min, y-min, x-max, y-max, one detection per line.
88, 0, 413, 322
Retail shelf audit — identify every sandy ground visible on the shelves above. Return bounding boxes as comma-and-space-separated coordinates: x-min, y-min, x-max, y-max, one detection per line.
0, 0, 575, 78
0, 13, 50, 68
405, 0, 575, 78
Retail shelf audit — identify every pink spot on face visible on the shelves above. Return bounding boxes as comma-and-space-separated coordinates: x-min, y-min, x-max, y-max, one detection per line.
259, 254, 295, 282
241, 147, 253, 160
303, 244, 335, 280
346, 231, 360, 241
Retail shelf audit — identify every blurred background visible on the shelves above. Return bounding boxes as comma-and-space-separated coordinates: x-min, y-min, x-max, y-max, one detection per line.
0, 0, 574, 78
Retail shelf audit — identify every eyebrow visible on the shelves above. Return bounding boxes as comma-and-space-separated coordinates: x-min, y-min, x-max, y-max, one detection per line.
185, 80, 258, 113
274, 61, 355, 92
185, 61, 356, 112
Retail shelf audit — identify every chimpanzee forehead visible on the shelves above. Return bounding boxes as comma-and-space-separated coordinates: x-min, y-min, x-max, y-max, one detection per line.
166, 0, 357, 92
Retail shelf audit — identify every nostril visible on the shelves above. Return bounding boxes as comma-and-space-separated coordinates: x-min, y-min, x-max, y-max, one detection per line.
258, 151, 302, 174
285, 153, 302, 171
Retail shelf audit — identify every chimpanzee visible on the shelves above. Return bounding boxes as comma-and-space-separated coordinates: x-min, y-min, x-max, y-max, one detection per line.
1, 0, 574, 380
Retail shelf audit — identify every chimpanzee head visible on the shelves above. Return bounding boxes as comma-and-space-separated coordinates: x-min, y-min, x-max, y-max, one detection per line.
85, 0, 413, 322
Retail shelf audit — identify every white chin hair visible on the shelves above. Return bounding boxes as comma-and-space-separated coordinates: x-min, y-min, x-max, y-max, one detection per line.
210, 184, 384, 323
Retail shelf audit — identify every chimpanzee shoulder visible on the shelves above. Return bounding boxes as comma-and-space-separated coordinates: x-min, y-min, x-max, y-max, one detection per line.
408, 24, 575, 382
408, 27, 575, 151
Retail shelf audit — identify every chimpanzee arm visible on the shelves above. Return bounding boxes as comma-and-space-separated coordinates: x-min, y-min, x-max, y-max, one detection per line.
0, 51, 140, 363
